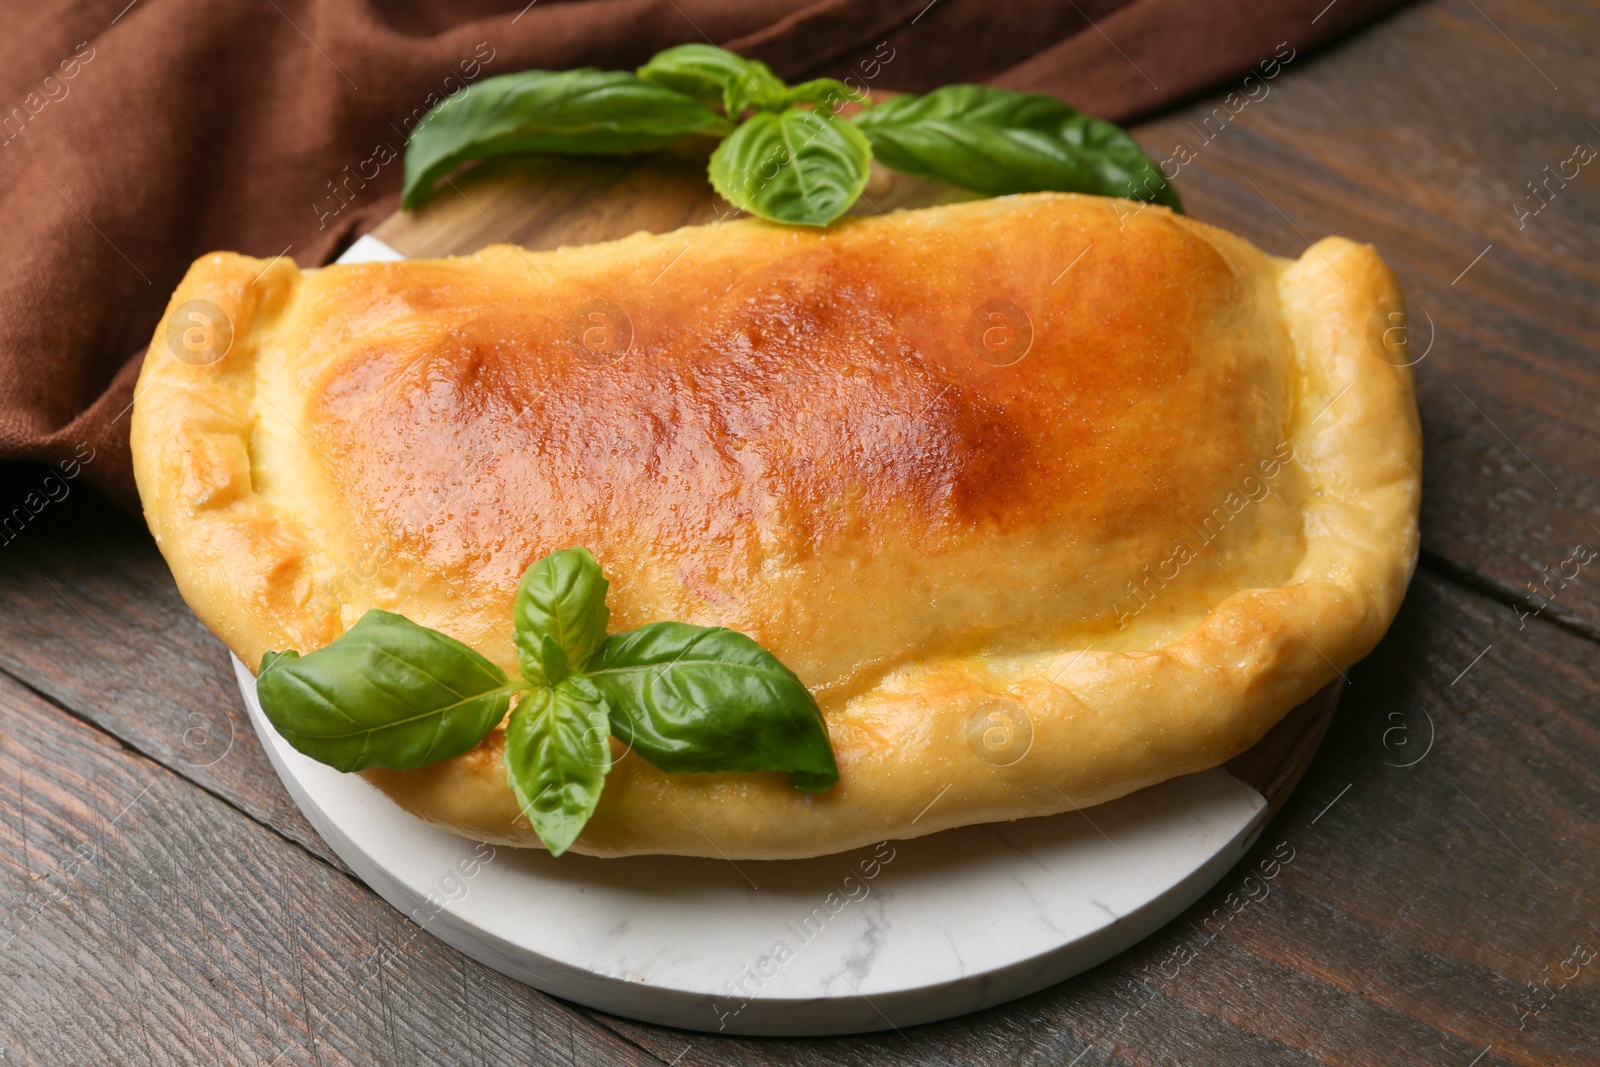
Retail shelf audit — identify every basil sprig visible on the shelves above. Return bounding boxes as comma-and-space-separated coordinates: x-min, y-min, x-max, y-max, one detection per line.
401, 45, 1179, 226
256, 548, 838, 855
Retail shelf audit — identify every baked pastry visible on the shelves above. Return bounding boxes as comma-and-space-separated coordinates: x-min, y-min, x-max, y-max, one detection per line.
131, 192, 1421, 858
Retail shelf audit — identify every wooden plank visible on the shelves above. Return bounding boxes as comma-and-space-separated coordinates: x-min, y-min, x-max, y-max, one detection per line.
1131, 0, 1600, 638
0, 467, 341, 869
0, 667, 660, 1067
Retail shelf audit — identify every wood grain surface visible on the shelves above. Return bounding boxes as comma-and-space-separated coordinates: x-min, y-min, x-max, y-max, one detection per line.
2, 0, 1597, 1064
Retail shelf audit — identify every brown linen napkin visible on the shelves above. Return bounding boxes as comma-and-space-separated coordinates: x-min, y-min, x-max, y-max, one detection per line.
0, 0, 1409, 512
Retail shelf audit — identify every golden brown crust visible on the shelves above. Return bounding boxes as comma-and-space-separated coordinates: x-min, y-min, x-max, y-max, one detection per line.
131, 193, 1420, 858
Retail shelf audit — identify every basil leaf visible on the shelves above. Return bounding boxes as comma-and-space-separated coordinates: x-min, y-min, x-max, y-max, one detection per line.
402, 69, 732, 209
587, 622, 838, 791
259, 649, 296, 675
853, 85, 1180, 211
723, 63, 789, 117
637, 44, 740, 108
513, 547, 609, 685
708, 108, 872, 227
637, 43, 786, 116
536, 634, 569, 686
504, 677, 612, 856
779, 78, 860, 111
256, 610, 514, 772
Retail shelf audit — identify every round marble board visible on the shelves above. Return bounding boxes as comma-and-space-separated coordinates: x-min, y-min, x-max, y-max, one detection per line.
235, 228, 1337, 1036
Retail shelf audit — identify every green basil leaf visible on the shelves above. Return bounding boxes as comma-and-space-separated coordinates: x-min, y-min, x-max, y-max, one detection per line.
402, 69, 732, 209
637, 43, 786, 115
852, 85, 1180, 211
708, 108, 872, 227
259, 649, 296, 675
637, 44, 740, 108
504, 677, 612, 856
513, 547, 610, 685
723, 63, 789, 117
256, 610, 514, 772
788, 770, 836, 792
536, 634, 570, 687
779, 78, 861, 111
586, 622, 838, 791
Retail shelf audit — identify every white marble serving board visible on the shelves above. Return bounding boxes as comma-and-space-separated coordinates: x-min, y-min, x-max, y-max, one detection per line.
237, 656, 1266, 1035
232, 234, 1273, 1036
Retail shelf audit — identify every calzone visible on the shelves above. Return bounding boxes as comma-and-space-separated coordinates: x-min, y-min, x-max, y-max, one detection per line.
131, 192, 1421, 858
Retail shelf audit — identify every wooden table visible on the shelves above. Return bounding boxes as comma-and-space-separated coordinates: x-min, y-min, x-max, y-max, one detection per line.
2, 1, 1596, 1063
